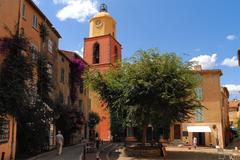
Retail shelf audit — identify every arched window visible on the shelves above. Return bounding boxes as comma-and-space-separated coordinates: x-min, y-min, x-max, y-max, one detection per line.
114, 46, 118, 63
93, 43, 100, 64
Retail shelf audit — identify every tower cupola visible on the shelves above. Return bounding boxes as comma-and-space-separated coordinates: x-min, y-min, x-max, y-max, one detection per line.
89, 4, 116, 38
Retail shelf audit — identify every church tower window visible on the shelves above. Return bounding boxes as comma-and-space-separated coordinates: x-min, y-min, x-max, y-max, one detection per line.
93, 43, 100, 64
114, 46, 118, 63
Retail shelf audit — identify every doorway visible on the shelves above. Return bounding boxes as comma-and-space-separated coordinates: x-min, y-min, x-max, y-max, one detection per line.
174, 124, 181, 139
193, 132, 205, 146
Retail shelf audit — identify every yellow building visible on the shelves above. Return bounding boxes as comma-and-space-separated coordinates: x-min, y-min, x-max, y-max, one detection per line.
229, 99, 240, 129
0, 116, 17, 160
60, 50, 90, 142
169, 66, 230, 148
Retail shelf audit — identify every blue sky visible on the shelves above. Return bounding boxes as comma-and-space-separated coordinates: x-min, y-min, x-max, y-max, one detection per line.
34, 0, 240, 99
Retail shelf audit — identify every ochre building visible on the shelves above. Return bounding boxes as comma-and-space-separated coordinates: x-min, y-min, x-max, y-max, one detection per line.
169, 66, 230, 148
229, 99, 240, 129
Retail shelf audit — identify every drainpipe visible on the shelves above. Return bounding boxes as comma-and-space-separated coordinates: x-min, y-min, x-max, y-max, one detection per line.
10, 117, 16, 160
17, 0, 22, 35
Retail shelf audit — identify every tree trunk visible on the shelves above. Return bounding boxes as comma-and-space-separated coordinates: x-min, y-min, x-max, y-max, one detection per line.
142, 124, 148, 145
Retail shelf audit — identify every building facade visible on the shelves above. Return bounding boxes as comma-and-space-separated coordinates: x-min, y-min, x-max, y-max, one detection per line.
60, 50, 90, 142
0, 0, 61, 159
169, 66, 230, 148
0, 0, 20, 159
229, 99, 240, 129
83, 4, 122, 141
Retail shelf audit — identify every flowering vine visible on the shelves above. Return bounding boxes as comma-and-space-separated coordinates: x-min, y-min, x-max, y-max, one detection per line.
69, 57, 85, 106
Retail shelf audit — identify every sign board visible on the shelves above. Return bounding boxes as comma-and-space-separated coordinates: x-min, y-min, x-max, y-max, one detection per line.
0, 118, 9, 143
182, 131, 188, 136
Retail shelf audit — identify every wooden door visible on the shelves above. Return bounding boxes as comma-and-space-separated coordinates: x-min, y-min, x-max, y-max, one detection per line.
174, 124, 181, 139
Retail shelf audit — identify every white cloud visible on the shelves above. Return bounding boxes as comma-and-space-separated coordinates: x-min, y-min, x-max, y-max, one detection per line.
53, 0, 98, 22
226, 34, 238, 41
74, 47, 84, 57
224, 84, 240, 94
32, 0, 40, 5
190, 54, 217, 69
53, 0, 69, 4
221, 56, 238, 67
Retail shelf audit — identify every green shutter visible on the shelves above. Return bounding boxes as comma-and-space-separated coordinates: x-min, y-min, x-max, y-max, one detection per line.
60, 68, 64, 82
195, 88, 202, 100
195, 108, 203, 122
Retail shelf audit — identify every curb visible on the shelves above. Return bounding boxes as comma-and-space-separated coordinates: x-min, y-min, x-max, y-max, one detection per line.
106, 144, 118, 160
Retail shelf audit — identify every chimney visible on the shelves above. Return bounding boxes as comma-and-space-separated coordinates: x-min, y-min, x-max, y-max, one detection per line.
193, 65, 202, 71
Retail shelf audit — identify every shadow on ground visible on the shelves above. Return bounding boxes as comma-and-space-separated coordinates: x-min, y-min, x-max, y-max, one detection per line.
165, 151, 219, 160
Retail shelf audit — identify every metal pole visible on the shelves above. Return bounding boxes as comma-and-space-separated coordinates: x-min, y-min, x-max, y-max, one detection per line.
83, 145, 86, 160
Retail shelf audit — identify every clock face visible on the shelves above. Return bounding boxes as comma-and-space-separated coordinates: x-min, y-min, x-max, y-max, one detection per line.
96, 20, 103, 28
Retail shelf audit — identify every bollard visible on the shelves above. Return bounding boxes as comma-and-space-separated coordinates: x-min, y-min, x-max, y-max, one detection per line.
96, 151, 100, 160
83, 145, 86, 160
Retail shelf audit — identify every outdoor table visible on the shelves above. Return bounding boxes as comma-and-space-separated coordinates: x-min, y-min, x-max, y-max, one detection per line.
229, 150, 240, 160
217, 147, 225, 160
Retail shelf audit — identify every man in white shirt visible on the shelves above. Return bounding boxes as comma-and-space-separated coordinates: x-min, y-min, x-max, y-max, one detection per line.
56, 131, 64, 155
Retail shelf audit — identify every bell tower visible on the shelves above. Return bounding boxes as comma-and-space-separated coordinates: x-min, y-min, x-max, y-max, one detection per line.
83, 4, 122, 141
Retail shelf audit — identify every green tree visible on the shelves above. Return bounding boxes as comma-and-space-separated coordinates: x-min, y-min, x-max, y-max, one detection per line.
86, 49, 202, 144
0, 32, 32, 117
88, 111, 100, 140
0, 31, 53, 156
237, 118, 240, 137
37, 53, 53, 106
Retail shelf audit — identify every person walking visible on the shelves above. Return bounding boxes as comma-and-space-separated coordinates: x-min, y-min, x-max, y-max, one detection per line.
95, 133, 100, 151
56, 131, 64, 155
193, 137, 197, 149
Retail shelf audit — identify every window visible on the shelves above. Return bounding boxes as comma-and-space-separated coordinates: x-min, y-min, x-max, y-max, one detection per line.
229, 112, 234, 118
194, 87, 202, 100
80, 81, 84, 93
48, 39, 53, 53
32, 15, 38, 29
67, 96, 71, 106
47, 63, 53, 78
93, 43, 100, 64
0, 118, 9, 144
87, 98, 91, 112
127, 127, 134, 137
60, 68, 64, 83
22, 3, 26, 18
59, 92, 64, 104
195, 74, 201, 81
195, 107, 203, 122
79, 100, 82, 111
20, 27, 24, 36
30, 44, 38, 61
114, 46, 118, 63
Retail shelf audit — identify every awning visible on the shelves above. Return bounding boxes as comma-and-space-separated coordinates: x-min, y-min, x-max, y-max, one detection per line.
187, 126, 211, 132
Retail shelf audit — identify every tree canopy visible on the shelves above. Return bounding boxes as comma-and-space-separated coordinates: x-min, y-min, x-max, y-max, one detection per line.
85, 49, 202, 143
